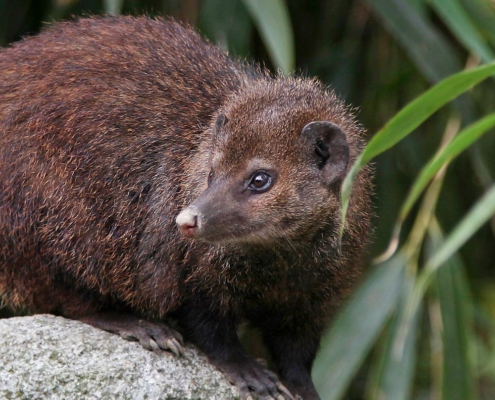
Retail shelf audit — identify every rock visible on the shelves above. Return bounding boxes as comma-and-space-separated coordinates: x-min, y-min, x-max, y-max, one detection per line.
0, 314, 239, 400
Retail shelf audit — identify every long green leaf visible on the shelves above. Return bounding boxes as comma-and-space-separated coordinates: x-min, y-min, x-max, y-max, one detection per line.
408, 186, 495, 321
366, 274, 421, 400
341, 63, 495, 234
428, 221, 476, 400
460, 0, 495, 48
241, 0, 295, 74
429, 0, 495, 63
425, 183, 495, 272
313, 254, 406, 400
398, 113, 495, 224
366, 0, 461, 83
394, 189, 495, 370
367, 0, 478, 124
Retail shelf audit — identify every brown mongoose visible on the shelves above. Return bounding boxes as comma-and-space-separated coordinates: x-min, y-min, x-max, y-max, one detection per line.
0, 16, 372, 400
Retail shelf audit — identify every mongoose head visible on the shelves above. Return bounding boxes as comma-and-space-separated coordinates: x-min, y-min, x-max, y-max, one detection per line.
176, 79, 360, 246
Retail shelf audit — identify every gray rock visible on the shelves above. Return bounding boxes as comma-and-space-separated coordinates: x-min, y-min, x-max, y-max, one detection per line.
0, 314, 239, 400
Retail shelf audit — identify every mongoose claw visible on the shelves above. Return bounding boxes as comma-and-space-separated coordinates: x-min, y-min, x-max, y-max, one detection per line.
148, 338, 161, 351
166, 338, 183, 357
134, 318, 184, 356
79, 313, 184, 356
277, 383, 295, 399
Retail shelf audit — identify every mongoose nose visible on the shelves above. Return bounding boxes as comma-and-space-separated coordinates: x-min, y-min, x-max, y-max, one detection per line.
176, 207, 199, 237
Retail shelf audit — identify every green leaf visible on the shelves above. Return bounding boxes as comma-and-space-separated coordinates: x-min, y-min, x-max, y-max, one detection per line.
103, 0, 123, 15
341, 63, 495, 235
428, 0, 495, 63
241, 0, 295, 74
428, 223, 476, 400
398, 113, 495, 225
397, 196, 495, 358
199, 0, 253, 56
366, 0, 461, 83
426, 183, 495, 272
366, 274, 421, 400
313, 254, 406, 400
460, 0, 495, 48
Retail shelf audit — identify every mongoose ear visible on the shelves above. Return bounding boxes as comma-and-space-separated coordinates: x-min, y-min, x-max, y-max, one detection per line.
300, 121, 350, 186
213, 113, 228, 144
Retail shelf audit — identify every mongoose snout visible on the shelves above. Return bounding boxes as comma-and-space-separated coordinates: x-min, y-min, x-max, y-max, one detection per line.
176, 206, 200, 237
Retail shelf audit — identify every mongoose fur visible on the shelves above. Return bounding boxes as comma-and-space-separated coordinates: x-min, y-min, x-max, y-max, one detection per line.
0, 16, 372, 400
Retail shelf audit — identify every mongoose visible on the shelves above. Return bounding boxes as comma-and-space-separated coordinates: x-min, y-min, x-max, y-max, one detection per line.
0, 16, 372, 400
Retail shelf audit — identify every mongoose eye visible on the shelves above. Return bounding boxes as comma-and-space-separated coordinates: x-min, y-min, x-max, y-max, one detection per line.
248, 171, 273, 192
207, 170, 214, 186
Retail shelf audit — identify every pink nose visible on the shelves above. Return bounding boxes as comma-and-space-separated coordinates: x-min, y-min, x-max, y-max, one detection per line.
176, 207, 199, 237
179, 215, 197, 237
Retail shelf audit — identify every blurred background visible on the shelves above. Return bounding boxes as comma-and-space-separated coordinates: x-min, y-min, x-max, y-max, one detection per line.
1, 0, 495, 398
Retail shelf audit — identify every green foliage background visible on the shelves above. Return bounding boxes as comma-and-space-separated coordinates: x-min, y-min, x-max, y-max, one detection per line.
2, 0, 495, 398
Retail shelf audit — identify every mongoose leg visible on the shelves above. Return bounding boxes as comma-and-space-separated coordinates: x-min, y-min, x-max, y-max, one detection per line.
79, 313, 184, 356
263, 327, 322, 400
177, 301, 295, 400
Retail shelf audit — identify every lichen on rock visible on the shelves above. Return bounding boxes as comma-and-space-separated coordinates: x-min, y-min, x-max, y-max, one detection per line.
0, 315, 239, 400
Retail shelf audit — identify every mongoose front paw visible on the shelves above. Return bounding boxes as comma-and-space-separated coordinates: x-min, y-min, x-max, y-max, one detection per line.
219, 358, 295, 400
80, 313, 184, 356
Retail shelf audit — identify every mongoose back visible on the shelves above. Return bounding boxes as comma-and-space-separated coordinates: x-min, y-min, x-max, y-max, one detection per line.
0, 16, 372, 400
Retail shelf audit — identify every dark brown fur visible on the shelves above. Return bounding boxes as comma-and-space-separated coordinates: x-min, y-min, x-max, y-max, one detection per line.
0, 16, 371, 400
